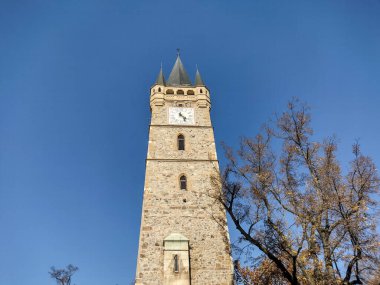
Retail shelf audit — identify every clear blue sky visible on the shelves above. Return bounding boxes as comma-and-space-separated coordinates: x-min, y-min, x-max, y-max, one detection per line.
0, 1, 379, 284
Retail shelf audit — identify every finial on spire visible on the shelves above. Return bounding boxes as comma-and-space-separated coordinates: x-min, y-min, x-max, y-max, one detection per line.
176, 48, 180, 57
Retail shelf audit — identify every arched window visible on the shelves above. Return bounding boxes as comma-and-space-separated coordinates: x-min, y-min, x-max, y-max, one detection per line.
187, 90, 194, 95
174, 254, 179, 272
200, 89, 203, 93
166, 89, 174, 94
180, 175, 187, 191
158, 87, 161, 92
178, 134, 185, 150
177, 89, 184, 95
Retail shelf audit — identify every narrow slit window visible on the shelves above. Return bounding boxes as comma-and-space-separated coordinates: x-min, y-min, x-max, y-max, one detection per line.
178, 134, 185, 150
180, 175, 187, 191
174, 254, 179, 272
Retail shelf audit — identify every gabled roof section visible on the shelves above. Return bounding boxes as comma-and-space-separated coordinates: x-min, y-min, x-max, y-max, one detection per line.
154, 66, 166, 86
195, 67, 205, 86
167, 54, 192, 86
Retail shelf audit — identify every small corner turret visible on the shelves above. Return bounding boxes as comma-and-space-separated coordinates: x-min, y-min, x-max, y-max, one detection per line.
195, 67, 205, 87
155, 65, 166, 86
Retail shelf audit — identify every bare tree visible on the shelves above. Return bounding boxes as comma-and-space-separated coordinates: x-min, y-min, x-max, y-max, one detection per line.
234, 258, 288, 285
49, 264, 78, 285
212, 99, 379, 285
366, 264, 380, 285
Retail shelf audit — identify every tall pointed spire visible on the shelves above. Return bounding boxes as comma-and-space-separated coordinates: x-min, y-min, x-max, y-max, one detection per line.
155, 64, 166, 86
167, 51, 192, 86
195, 66, 205, 86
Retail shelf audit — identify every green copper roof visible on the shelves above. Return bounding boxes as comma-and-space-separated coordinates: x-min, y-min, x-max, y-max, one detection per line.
155, 66, 166, 85
195, 68, 205, 86
167, 55, 192, 86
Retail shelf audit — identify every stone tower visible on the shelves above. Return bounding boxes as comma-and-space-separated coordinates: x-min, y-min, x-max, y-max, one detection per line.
135, 54, 234, 285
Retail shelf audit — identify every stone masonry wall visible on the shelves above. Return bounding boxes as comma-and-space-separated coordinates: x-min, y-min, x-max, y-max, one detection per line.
135, 87, 234, 285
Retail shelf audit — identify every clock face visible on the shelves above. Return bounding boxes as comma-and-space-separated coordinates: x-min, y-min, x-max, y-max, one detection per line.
168, 107, 195, 125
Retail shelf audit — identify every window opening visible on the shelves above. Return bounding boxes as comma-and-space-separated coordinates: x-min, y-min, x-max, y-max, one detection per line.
174, 254, 179, 272
180, 175, 187, 190
178, 134, 185, 150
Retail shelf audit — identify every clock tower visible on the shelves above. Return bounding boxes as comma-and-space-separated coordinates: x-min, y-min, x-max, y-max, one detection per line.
135, 54, 234, 285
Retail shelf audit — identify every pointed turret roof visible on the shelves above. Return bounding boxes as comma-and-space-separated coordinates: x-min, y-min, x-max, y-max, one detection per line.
195, 67, 205, 86
167, 54, 192, 86
155, 66, 166, 86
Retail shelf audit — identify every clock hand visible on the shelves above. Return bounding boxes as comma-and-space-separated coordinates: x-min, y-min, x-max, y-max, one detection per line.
179, 112, 187, 121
